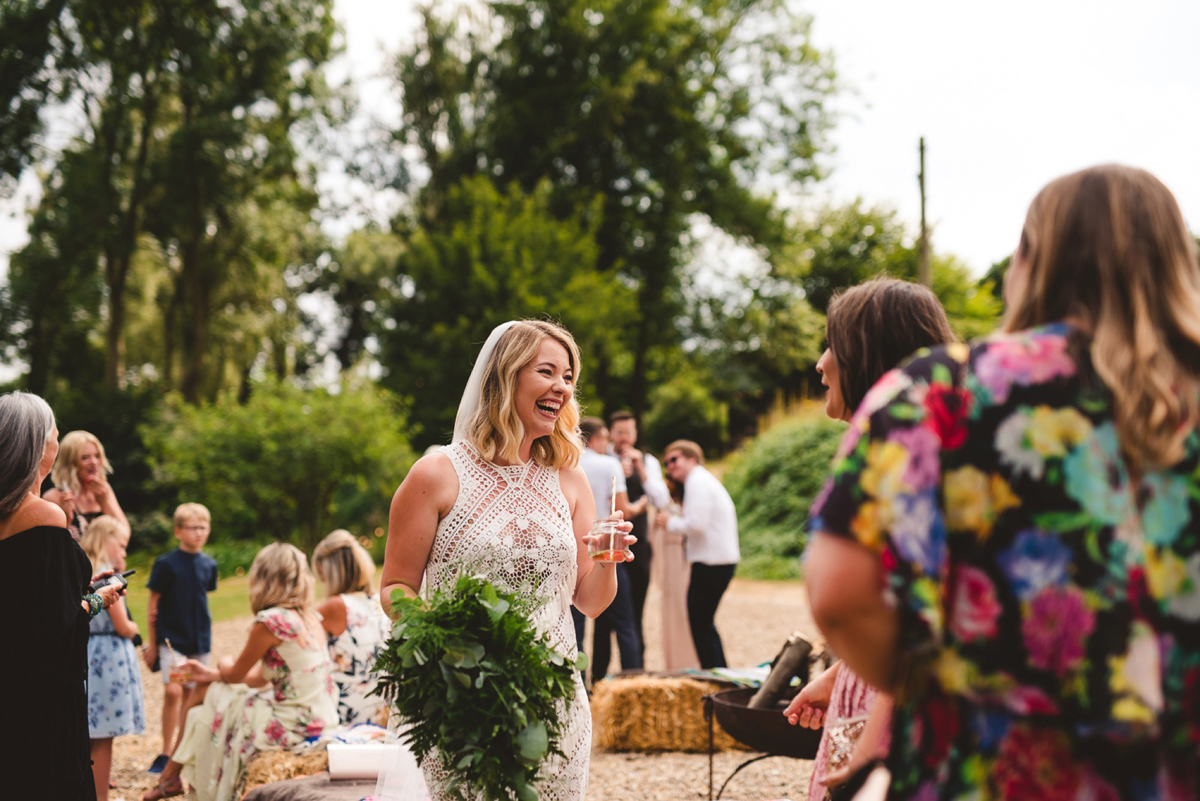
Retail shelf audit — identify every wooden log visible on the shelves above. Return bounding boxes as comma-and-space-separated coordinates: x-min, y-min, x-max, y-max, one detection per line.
747, 633, 813, 709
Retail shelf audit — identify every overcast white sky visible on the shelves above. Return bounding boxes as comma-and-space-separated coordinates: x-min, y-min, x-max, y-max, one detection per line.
4, 0, 1200, 277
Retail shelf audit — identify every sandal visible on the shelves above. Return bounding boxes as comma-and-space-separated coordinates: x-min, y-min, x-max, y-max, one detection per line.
141, 778, 184, 801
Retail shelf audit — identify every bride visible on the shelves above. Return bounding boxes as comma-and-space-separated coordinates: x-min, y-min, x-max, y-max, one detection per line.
378, 319, 632, 800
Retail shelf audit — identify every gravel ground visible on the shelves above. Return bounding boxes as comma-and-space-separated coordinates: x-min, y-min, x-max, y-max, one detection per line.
111, 577, 820, 801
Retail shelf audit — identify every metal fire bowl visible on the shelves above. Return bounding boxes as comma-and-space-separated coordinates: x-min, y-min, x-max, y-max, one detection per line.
709, 687, 822, 759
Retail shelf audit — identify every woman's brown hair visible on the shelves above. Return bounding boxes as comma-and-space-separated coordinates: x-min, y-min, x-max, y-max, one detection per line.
1003, 164, 1200, 469
826, 277, 958, 413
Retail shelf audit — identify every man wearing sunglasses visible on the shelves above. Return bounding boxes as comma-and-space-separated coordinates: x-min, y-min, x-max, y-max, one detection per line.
656, 440, 740, 669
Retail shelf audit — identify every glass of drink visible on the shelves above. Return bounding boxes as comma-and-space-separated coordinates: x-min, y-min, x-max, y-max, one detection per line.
168, 651, 192, 685
588, 520, 627, 562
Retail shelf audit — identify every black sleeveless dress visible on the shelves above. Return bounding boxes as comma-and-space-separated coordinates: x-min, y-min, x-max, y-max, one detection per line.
0, 525, 96, 799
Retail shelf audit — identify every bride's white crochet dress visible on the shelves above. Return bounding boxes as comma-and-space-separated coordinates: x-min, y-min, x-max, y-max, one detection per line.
420, 440, 590, 800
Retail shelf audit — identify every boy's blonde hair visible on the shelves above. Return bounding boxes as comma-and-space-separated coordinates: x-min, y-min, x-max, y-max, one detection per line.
50, 430, 113, 495
249, 542, 319, 646
313, 529, 376, 596
79, 515, 125, 575
460, 320, 585, 470
174, 502, 211, 528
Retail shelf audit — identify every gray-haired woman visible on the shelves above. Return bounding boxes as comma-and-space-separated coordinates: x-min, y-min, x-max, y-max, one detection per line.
0, 392, 126, 800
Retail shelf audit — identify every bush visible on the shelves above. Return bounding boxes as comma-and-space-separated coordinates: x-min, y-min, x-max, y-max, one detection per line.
144, 380, 417, 550
724, 413, 847, 580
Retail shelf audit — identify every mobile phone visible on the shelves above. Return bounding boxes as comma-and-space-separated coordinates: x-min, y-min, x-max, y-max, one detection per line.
89, 568, 136, 594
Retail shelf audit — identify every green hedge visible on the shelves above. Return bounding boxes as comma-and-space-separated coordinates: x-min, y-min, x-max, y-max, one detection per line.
725, 414, 847, 580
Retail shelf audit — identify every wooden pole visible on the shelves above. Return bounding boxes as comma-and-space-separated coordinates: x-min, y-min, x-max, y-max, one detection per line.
918, 137, 931, 287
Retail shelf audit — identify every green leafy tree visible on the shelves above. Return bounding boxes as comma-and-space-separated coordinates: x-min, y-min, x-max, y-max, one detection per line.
641, 363, 727, 455
784, 200, 1002, 339
4, 0, 342, 400
0, 150, 106, 395
144, 380, 416, 549
0, 0, 75, 194
383, 0, 837, 416
378, 176, 635, 447
783, 200, 908, 314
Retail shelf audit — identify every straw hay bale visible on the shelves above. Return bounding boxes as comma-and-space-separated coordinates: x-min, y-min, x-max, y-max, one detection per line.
243, 748, 329, 791
591, 676, 751, 753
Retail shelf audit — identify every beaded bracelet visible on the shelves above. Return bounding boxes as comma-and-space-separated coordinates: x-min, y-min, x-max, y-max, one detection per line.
84, 593, 103, 618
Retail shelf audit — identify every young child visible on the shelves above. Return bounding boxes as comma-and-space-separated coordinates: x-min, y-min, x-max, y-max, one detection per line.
80, 515, 146, 801
144, 502, 218, 774
142, 543, 337, 801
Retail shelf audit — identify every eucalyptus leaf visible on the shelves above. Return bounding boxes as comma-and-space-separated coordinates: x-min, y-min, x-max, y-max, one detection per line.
516, 721, 548, 762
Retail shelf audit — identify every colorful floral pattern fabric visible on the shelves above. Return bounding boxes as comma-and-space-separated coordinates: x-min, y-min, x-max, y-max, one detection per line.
173, 607, 337, 801
328, 592, 392, 726
810, 324, 1200, 799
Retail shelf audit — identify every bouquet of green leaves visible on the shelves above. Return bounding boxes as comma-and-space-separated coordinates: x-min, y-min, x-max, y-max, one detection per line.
372, 574, 588, 801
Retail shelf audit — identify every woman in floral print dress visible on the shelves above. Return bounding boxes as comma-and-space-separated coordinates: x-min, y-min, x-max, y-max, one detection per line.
806, 165, 1200, 799
314, 528, 392, 726
143, 543, 336, 801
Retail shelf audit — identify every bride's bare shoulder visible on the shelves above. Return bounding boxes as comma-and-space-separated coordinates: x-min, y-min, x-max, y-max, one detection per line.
393, 447, 458, 507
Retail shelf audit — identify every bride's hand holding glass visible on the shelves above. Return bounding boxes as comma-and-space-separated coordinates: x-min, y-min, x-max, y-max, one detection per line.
586, 512, 635, 562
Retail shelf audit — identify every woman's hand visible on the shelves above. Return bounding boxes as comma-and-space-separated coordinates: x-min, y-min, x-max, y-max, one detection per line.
96, 581, 125, 611
784, 662, 839, 729
56, 489, 78, 520
184, 659, 219, 684
85, 474, 114, 506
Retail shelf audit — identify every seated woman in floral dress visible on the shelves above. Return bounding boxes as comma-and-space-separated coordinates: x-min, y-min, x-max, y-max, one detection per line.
143, 543, 336, 801
314, 529, 392, 726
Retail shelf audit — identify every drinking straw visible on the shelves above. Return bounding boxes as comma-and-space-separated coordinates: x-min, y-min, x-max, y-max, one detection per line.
610, 475, 617, 516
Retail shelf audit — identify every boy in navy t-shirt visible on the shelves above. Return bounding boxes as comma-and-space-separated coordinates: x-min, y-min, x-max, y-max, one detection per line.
143, 502, 218, 774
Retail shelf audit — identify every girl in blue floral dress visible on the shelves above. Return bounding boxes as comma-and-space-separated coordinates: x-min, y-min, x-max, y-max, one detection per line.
143, 543, 336, 801
81, 514, 145, 801
806, 165, 1200, 799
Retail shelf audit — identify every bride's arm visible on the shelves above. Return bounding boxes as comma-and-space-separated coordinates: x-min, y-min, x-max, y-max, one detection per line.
380, 451, 458, 619
562, 466, 624, 618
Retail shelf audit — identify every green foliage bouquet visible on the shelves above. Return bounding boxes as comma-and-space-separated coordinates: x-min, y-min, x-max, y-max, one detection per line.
373, 574, 588, 801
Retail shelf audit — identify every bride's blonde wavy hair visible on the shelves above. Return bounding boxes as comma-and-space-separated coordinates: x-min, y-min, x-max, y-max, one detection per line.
462, 320, 584, 470
1003, 164, 1200, 470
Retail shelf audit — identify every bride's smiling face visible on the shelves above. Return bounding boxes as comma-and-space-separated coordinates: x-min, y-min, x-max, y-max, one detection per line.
515, 337, 574, 441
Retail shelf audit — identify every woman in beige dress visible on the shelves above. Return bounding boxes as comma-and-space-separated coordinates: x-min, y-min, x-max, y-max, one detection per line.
652, 476, 699, 670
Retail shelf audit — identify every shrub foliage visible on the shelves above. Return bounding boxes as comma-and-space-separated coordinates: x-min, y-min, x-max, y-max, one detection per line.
724, 414, 847, 579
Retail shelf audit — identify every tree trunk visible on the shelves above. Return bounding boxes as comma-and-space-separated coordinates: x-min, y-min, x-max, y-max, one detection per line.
104, 89, 158, 389
179, 96, 209, 403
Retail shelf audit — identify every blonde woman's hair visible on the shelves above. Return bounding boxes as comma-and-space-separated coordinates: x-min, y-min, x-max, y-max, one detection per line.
51, 430, 113, 495
1004, 164, 1200, 470
313, 529, 376, 596
78, 515, 124, 575
174, 502, 211, 528
249, 542, 319, 646
461, 319, 585, 469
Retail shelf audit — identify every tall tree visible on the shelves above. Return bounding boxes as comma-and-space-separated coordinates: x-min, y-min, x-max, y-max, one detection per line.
376, 176, 633, 446
384, 0, 837, 415
0, 0, 74, 194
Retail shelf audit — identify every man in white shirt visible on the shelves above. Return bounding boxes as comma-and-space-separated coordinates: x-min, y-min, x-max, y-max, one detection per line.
655, 439, 740, 669
607, 410, 667, 662
578, 417, 644, 680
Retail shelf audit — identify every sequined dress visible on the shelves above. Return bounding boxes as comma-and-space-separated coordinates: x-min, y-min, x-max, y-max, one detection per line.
419, 440, 590, 800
